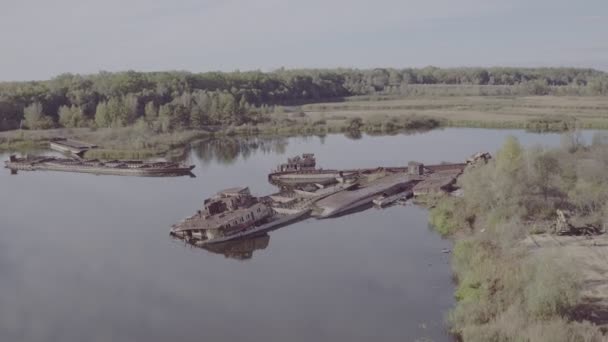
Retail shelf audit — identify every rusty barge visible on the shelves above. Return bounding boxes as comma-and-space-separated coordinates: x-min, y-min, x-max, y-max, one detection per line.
5, 155, 195, 177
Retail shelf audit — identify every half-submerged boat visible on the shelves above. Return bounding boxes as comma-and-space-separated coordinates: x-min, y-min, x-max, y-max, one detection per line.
268, 153, 356, 186
5, 155, 195, 177
170, 187, 310, 245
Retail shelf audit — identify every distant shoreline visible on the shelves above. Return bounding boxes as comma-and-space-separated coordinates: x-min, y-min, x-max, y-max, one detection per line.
3, 94, 608, 159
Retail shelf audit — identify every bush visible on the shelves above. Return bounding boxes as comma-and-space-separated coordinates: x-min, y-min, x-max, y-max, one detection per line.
526, 116, 577, 132
429, 197, 463, 235
524, 252, 580, 320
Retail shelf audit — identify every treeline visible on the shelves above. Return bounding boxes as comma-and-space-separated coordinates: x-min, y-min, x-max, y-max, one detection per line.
1, 67, 607, 131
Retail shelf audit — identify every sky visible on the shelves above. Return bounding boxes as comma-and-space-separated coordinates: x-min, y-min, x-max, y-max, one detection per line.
1, 0, 607, 81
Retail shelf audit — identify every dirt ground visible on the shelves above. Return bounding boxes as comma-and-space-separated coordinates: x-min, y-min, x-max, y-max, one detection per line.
525, 233, 608, 331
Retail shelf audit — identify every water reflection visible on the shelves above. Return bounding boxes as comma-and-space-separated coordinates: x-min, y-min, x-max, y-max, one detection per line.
344, 130, 363, 140
192, 137, 289, 165
175, 234, 270, 261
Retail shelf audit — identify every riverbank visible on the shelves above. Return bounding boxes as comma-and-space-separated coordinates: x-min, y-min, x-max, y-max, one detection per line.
3, 95, 608, 159
0, 115, 441, 159
428, 136, 608, 341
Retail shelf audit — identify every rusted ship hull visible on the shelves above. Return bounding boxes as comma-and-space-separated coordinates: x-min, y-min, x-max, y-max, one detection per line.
5, 159, 195, 177
171, 209, 310, 246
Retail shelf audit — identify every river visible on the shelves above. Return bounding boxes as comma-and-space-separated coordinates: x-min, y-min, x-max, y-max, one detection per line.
0, 128, 599, 342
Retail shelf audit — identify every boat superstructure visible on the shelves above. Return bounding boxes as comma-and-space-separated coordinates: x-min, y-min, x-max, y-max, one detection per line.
170, 187, 309, 245
269, 153, 357, 186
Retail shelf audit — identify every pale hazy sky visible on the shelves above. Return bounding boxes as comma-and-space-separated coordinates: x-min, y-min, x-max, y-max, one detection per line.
1, 0, 607, 81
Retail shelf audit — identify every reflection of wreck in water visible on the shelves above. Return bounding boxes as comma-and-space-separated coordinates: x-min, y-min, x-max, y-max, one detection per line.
175, 233, 270, 260
192, 137, 289, 166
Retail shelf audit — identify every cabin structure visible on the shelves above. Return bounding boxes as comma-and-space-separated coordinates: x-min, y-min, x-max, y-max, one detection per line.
276, 153, 317, 172
408, 161, 424, 176
174, 187, 274, 240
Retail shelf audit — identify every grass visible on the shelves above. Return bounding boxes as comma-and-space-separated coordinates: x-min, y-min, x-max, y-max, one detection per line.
301, 95, 608, 129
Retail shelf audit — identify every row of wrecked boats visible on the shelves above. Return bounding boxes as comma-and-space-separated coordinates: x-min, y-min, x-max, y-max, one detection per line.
170, 152, 489, 247
4, 137, 489, 250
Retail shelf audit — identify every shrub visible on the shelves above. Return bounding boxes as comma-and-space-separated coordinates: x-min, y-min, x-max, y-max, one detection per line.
429, 197, 463, 235
523, 252, 580, 320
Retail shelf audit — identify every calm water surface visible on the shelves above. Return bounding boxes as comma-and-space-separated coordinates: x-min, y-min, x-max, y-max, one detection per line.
0, 128, 597, 342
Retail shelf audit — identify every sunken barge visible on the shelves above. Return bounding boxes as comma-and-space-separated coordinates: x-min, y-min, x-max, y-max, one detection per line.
5, 155, 195, 177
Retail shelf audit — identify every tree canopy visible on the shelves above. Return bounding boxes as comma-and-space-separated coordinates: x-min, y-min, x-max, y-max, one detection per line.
0, 67, 606, 132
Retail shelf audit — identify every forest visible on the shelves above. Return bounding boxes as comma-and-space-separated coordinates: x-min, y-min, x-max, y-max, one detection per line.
1, 67, 607, 132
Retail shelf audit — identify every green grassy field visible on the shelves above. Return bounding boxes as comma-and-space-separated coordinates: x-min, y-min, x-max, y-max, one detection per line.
298, 95, 608, 129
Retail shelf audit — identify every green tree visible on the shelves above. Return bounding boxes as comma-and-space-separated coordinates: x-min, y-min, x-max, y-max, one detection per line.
496, 135, 523, 174
530, 150, 559, 200
105, 97, 129, 127
23, 102, 53, 129
157, 104, 172, 132
58, 105, 85, 128
144, 101, 158, 121
95, 101, 111, 128
123, 94, 139, 124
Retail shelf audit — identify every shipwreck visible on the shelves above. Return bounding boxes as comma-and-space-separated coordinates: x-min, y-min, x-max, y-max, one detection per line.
170, 187, 310, 245
5, 155, 195, 177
